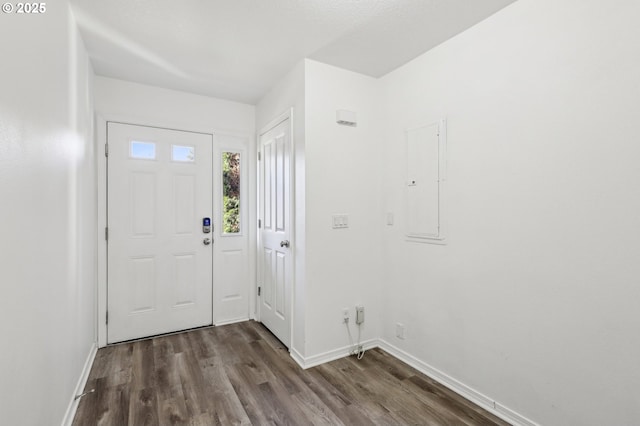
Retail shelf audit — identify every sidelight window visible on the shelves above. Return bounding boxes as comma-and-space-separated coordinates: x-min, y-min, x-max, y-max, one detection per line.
222, 152, 241, 234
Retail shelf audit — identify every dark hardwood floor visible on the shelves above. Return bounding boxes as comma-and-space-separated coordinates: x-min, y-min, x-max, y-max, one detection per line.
73, 321, 509, 425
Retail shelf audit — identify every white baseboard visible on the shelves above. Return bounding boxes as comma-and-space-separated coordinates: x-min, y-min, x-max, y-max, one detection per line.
214, 316, 250, 327
290, 347, 306, 369
61, 342, 98, 426
290, 338, 379, 369
378, 340, 538, 426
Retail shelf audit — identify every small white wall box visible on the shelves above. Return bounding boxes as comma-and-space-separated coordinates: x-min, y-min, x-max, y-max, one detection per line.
355, 305, 365, 324
336, 110, 357, 127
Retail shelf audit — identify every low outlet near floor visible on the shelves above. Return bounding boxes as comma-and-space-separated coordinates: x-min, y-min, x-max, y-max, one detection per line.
396, 323, 405, 339
342, 308, 350, 323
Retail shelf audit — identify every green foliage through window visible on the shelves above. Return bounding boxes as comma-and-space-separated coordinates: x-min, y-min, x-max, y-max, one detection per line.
222, 152, 241, 233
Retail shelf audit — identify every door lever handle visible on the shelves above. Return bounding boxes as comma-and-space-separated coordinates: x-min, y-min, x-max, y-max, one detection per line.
280, 240, 290, 248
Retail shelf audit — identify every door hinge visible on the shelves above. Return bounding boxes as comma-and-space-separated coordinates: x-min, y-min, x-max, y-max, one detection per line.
106, 311, 109, 325
258, 219, 261, 229
105, 143, 109, 157
258, 286, 261, 296
258, 152, 261, 161
105, 227, 109, 241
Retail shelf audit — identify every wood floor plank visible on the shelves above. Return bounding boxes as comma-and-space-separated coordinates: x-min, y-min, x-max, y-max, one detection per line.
224, 362, 277, 425
94, 381, 130, 426
131, 340, 156, 391
251, 339, 306, 395
202, 362, 252, 425
157, 391, 189, 425
175, 351, 209, 419
153, 351, 182, 402
258, 381, 309, 425
302, 368, 351, 413
290, 388, 346, 426
314, 360, 394, 420
334, 403, 379, 426
354, 354, 474, 425
128, 387, 159, 426
74, 321, 510, 426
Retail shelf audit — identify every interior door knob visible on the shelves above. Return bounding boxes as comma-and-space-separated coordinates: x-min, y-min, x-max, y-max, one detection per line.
280, 240, 290, 248
203, 238, 212, 245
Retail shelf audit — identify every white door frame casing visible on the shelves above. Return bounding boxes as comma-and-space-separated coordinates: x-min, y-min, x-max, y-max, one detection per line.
96, 114, 256, 347
256, 108, 295, 350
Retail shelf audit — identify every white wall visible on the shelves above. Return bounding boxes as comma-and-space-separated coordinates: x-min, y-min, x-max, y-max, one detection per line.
256, 61, 307, 357
0, 3, 96, 425
380, 0, 640, 425
304, 60, 383, 359
94, 76, 255, 135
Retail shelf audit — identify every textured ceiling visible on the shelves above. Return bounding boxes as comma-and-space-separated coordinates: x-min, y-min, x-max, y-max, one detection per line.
70, 0, 516, 104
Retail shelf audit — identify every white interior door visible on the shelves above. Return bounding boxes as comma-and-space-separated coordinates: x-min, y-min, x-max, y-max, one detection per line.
259, 116, 292, 348
107, 122, 213, 343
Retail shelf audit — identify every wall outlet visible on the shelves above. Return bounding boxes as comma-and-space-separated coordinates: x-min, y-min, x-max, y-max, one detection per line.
332, 214, 349, 229
355, 305, 364, 325
342, 308, 349, 323
396, 323, 405, 339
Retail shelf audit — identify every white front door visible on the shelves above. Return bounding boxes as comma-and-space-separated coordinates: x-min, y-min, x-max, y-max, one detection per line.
107, 122, 213, 343
259, 116, 292, 348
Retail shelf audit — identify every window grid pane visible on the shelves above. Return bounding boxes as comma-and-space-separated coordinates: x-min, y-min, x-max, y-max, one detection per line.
130, 141, 156, 160
172, 145, 195, 162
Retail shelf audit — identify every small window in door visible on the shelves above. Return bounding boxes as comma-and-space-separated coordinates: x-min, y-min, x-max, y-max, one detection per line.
222, 152, 241, 234
172, 145, 195, 162
130, 141, 156, 160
